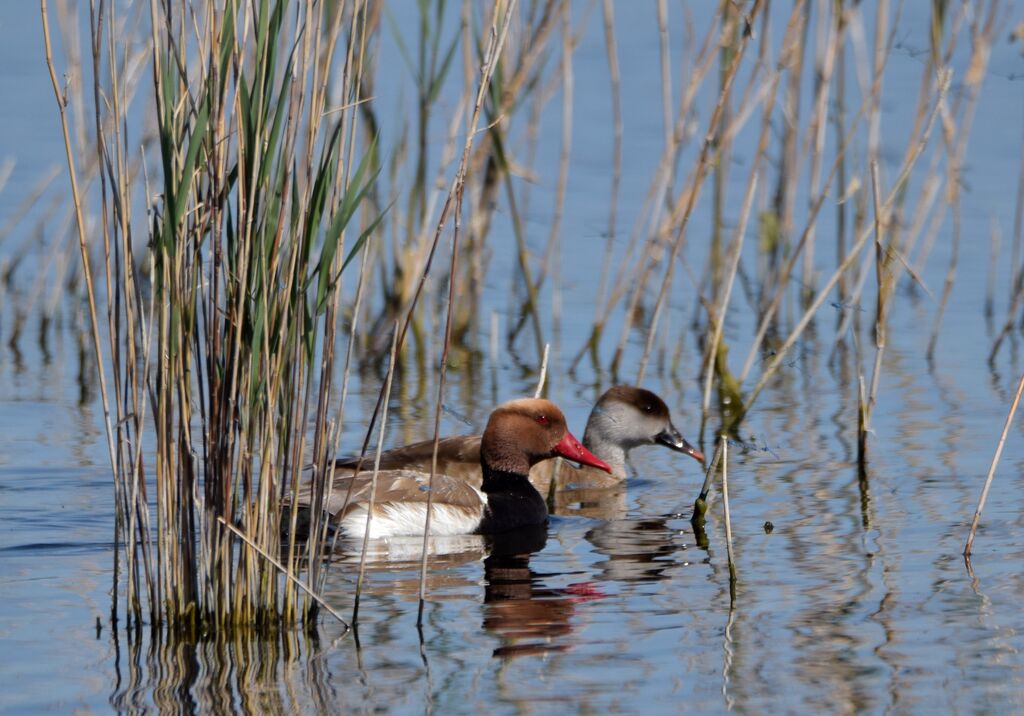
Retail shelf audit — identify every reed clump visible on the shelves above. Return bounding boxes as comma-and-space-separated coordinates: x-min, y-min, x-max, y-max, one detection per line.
41, 0, 541, 633
43, 0, 387, 631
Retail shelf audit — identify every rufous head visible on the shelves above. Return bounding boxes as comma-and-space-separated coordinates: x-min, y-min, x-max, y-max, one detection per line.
481, 398, 612, 475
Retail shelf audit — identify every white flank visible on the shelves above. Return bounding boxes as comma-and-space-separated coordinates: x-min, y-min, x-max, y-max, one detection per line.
340, 493, 488, 539
347, 534, 487, 563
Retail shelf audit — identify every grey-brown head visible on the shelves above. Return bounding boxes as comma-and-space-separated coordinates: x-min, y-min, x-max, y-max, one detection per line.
583, 386, 704, 474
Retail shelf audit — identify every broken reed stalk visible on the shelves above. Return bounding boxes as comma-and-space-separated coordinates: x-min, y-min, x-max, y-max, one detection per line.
859, 161, 887, 471
218, 517, 348, 629
964, 370, 1024, 557
692, 435, 724, 522
721, 436, 737, 596
534, 343, 551, 398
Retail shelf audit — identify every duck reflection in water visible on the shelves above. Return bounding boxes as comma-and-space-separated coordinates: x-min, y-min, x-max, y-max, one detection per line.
583, 515, 706, 585
482, 524, 604, 659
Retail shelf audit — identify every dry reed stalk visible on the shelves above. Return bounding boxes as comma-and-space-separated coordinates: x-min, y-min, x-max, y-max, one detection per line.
737, 70, 951, 421
418, 185, 462, 626
591, 0, 623, 321
799, 0, 841, 304
584, 6, 722, 371
1010, 112, 1024, 304
720, 436, 737, 577
633, 1, 765, 383
410, 0, 520, 623
353, 325, 399, 620
721, 436, 737, 596
304, 0, 375, 599
41, 2, 126, 621
693, 7, 797, 418
700, 174, 757, 420
508, 2, 578, 349
40, 0, 117, 479
535, 343, 551, 398
218, 517, 347, 628
737, 98, 866, 384
773, 0, 810, 291
858, 161, 887, 470
964, 370, 1024, 557
657, 0, 675, 161
904, 3, 973, 280
926, 3, 997, 360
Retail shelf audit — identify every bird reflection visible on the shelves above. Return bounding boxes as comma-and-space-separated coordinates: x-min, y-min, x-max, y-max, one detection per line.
549, 483, 628, 520
585, 516, 697, 584
329, 534, 487, 601
482, 524, 603, 659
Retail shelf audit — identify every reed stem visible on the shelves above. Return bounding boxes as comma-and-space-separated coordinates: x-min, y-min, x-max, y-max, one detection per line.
964, 370, 1024, 557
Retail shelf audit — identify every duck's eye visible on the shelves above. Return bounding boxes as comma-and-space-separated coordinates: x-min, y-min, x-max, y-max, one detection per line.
535, 414, 549, 425
643, 404, 654, 413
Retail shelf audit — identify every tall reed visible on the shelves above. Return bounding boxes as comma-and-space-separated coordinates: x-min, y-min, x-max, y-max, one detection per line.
43, 0, 382, 631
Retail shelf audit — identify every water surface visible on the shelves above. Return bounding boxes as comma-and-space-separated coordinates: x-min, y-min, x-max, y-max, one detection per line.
2, 2, 1024, 713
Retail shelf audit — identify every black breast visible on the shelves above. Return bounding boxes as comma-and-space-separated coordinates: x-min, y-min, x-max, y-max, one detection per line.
474, 468, 548, 533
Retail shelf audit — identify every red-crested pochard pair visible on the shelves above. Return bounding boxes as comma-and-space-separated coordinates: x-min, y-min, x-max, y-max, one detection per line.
335, 386, 704, 492
306, 398, 609, 539
303, 386, 703, 539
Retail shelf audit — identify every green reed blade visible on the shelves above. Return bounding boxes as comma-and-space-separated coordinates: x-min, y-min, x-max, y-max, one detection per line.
173, 95, 210, 230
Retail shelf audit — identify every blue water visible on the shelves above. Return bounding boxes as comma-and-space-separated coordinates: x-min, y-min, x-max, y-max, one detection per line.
3, 2, 1024, 713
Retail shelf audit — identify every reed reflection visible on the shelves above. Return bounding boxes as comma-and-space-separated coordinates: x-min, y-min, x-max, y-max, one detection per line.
108, 621, 335, 713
